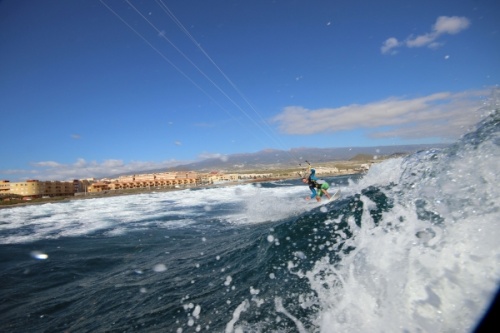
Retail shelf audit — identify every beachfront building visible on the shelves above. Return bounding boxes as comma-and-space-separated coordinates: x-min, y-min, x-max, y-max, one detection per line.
87, 174, 200, 193
87, 181, 111, 193
4, 180, 47, 198
237, 173, 273, 180
0, 180, 10, 194
112, 171, 201, 183
204, 172, 239, 184
43, 181, 76, 197
203, 171, 274, 184
0, 179, 78, 198
73, 179, 94, 194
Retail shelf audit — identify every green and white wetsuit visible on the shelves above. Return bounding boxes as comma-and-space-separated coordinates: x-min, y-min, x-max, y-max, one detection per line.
315, 180, 329, 197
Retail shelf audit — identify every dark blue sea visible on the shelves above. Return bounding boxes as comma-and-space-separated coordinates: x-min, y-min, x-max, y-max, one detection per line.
1, 109, 499, 332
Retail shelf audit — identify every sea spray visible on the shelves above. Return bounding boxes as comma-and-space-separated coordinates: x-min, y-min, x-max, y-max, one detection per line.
0, 109, 498, 332
307, 109, 500, 332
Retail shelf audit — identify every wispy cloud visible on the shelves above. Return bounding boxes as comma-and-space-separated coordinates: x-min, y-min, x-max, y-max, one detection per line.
381, 16, 471, 54
2, 159, 189, 182
272, 88, 489, 140
32, 161, 62, 168
197, 152, 229, 162
381, 37, 400, 55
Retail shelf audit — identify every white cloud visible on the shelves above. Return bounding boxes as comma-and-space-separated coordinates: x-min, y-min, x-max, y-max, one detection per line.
272, 88, 489, 140
74, 158, 87, 167
32, 161, 61, 168
381, 37, 401, 54
3, 158, 189, 182
382, 16, 470, 54
198, 152, 229, 162
102, 159, 125, 168
433, 16, 470, 35
1, 169, 38, 176
406, 33, 436, 48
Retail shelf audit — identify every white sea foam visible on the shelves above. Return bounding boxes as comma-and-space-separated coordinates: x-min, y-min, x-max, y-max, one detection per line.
2, 115, 497, 332
306, 130, 500, 332
0, 181, 322, 244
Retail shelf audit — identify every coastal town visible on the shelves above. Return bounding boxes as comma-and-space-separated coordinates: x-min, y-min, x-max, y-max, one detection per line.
0, 162, 372, 206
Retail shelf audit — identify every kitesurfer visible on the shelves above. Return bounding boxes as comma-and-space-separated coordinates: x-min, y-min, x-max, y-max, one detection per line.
302, 168, 331, 202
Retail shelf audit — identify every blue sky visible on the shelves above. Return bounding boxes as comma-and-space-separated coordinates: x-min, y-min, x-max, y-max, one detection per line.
1, 0, 499, 181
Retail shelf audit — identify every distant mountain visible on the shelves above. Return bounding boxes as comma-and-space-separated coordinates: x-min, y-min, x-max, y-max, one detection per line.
161, 143, 449, 173
349, 154, 377, 161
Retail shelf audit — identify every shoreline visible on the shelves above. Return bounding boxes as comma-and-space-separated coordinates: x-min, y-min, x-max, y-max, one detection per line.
0, 172, 362, 210
0, 176, 292, 210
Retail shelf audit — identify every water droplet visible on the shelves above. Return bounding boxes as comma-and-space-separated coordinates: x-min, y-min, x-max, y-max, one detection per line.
30, 251, 48, 260
153, 264, 167, 272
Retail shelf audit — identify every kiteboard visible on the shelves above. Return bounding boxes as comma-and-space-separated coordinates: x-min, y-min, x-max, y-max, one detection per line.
313, 189, 341, 207
330, 189, 341, 201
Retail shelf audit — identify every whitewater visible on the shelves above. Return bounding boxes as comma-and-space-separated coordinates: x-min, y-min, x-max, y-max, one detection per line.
1, 108, 499, 332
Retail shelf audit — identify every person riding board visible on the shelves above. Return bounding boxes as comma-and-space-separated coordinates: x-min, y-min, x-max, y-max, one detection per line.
301, 166, 332, 202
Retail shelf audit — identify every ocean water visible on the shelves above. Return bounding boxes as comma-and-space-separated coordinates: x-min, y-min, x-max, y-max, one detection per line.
1, 110, 499, 332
